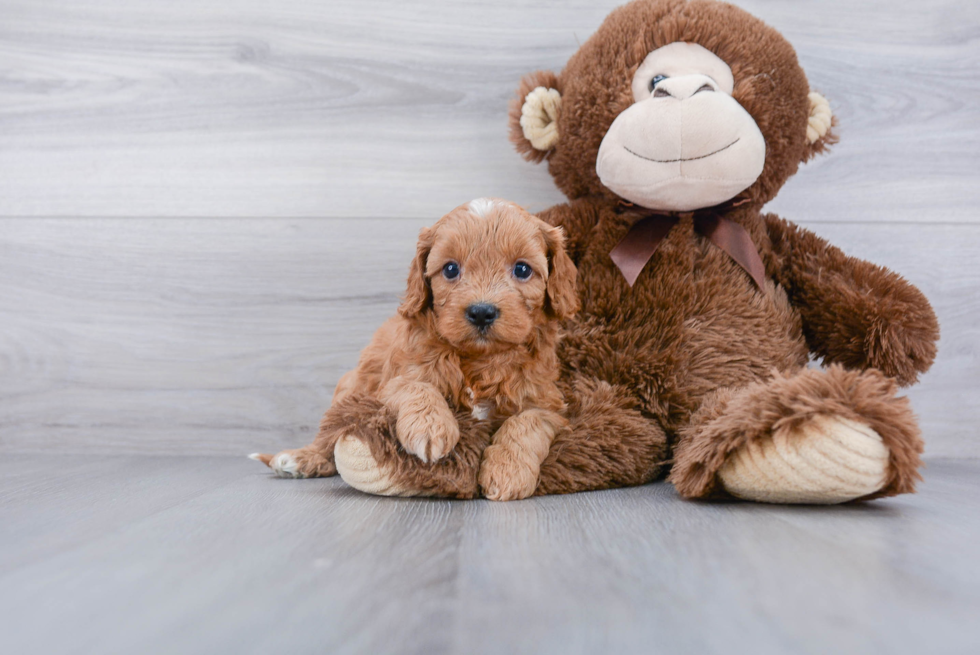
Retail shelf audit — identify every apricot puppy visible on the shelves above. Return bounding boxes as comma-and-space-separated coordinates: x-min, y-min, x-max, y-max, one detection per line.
252, 198, 578, 501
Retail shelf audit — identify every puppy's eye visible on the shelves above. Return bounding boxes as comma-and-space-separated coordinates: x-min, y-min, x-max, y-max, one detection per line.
648, 75, 668, 91
513, 262, 533, 280
442, 261, 460, 280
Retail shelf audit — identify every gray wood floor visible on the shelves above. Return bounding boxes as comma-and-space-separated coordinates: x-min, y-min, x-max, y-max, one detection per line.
2, 456, 979, 655
2, 0, 980, 653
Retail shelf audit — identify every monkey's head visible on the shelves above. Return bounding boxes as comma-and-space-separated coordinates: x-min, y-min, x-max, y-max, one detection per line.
509, 0, 835, 212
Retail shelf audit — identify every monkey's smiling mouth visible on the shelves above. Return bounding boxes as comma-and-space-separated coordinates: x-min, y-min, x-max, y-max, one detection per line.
624, 138, 740, 163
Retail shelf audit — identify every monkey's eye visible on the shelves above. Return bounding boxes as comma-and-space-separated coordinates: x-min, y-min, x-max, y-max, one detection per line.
649, 74, 668, 91
442, 262, 460, 280
513, 262, 533, 280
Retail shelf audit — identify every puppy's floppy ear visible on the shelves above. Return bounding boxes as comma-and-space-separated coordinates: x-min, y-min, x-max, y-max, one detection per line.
509, 70, 562, 164
802, 91, 838, 162
399, 226, 435, 318
541, 224, 579, 320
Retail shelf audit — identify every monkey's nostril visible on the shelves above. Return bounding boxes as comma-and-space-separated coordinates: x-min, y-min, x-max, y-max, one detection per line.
653, 87, 672, 98
466, 303, 499, 329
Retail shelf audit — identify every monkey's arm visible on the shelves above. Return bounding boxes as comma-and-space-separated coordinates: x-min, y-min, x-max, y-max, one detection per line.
764, 213, 939, 386
536, 197, 605, 265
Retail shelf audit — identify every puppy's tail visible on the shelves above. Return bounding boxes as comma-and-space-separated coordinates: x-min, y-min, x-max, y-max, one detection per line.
248, 453, 274, 467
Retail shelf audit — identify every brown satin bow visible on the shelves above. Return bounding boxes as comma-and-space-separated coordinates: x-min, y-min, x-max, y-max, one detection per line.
609, 209, 767, 289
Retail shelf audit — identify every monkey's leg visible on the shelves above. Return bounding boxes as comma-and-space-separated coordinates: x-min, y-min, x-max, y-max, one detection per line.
332, 396, 494, 499
669, 365, 923, 503
534, 377, 670, 496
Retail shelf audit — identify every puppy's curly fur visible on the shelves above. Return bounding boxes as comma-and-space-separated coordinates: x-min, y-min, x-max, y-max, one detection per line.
253, 198, 578, 500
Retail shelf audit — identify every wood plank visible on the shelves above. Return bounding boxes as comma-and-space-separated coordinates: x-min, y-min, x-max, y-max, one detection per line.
453, 461, 980, 654
0, 456, 463, 655
1, 217, 976, 457
0, 455, 978, 654
0, 454, 249, 575
0, 217, 426, 454
0, 0, 977, 221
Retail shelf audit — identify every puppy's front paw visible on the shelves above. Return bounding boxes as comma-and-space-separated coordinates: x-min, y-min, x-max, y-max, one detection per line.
479, 444, 539, 501
395, 407, 460, 463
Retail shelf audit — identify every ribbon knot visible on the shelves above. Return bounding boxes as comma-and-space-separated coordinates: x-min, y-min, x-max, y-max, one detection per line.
609, 209, 767, 289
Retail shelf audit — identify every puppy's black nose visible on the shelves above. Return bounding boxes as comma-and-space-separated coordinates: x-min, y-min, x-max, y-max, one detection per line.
466, 303, 498, 329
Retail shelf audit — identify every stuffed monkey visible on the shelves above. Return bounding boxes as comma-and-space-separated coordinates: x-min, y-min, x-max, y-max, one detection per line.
264, 0, 939, 504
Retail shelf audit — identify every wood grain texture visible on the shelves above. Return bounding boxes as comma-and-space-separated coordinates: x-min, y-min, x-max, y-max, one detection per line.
1, 455, 978, 654
0, 0, 977, 221
1, 218, 976, 457
0, 217, 424, 454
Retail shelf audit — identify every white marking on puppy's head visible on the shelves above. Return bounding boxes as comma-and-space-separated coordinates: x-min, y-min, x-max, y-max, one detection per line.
467, 197, 498, 218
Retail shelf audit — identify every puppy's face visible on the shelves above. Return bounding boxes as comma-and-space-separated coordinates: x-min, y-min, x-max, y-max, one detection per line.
400, 198, 578, 354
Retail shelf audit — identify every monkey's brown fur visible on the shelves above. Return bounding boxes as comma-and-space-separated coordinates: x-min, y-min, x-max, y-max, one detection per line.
262, 0, 939, 502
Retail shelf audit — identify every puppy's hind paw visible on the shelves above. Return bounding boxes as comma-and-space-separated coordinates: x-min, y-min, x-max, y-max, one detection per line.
251, 447, 338, 479
273, 452, 305, 478
250, 450, 305, 478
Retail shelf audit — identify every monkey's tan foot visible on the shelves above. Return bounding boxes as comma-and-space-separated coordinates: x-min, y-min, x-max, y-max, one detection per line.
249, 447, 336, 479
334, 435, 413, 496
718, 415, 889, 504
670, 366, 923, 502
478, 444, 540, 501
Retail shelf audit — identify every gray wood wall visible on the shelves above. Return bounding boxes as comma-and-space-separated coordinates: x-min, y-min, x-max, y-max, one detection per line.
2, 0, 978, 457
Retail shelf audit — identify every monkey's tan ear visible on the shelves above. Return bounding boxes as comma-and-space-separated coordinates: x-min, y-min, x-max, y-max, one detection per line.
398, 227, 434, 318
802, 91, 838, 162
509, 71, 562, 163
